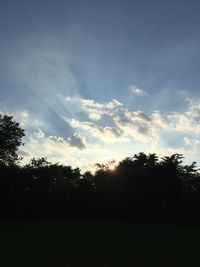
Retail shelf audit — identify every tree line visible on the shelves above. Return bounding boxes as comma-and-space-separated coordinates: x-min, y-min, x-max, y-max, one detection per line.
1, 114, 200, 222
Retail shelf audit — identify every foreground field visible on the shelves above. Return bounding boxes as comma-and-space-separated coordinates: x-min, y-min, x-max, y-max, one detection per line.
0, 221, 200, 267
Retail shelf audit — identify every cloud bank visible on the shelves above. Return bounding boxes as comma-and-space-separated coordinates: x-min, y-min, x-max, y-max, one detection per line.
7, 95, 200, 171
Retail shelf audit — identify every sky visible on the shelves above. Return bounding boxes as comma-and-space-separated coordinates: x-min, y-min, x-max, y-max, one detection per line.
1, 0, 200, 171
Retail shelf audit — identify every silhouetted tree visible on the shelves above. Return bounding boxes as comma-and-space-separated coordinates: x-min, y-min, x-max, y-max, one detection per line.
0, 114, 25, 166
1, 114, 200, 222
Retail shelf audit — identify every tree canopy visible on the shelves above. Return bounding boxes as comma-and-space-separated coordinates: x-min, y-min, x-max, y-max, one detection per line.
0, 113, 200, 222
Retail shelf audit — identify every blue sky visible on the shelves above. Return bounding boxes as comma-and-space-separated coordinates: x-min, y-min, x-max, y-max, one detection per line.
1, 0, 200, 170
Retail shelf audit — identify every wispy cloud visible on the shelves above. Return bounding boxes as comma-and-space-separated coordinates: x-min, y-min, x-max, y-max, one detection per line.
65, 96, 123, 121
130, 85, 146, 96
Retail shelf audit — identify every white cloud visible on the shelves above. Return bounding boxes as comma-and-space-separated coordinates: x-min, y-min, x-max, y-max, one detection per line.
35, 129, 45, 139
80, 99, 104, 109
11, 96, 200, 170
81, 98, 122, 110
87, 109, 102, 121
105, 99, 123, 109
0, 109, 30, 127
68, 118, 125, 142
65, 97, 200, 162
64, 96, 123, 121
130, 85, 146, 96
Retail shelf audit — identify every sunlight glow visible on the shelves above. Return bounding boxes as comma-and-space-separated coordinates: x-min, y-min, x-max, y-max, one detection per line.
109, 164, 116, 171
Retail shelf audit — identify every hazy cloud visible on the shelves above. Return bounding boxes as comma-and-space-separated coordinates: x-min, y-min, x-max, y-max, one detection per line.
130, 85, 146, 96
35, 129, 45, 139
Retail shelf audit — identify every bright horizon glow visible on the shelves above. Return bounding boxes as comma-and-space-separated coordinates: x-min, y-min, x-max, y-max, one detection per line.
109, 165, 116, 171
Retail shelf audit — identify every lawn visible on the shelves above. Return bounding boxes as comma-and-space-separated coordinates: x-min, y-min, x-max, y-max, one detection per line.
0, 220, 200, 266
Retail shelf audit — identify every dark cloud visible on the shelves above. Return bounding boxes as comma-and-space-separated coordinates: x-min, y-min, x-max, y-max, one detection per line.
67, 133, 86, 150
137, 113, 151, 122
49, 133, 86, 150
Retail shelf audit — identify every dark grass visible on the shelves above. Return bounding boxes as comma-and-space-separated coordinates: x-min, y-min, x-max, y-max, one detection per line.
0, 221, 200, 267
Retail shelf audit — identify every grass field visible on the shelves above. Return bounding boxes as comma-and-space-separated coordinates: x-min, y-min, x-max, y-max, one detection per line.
0, 221, 200, 267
